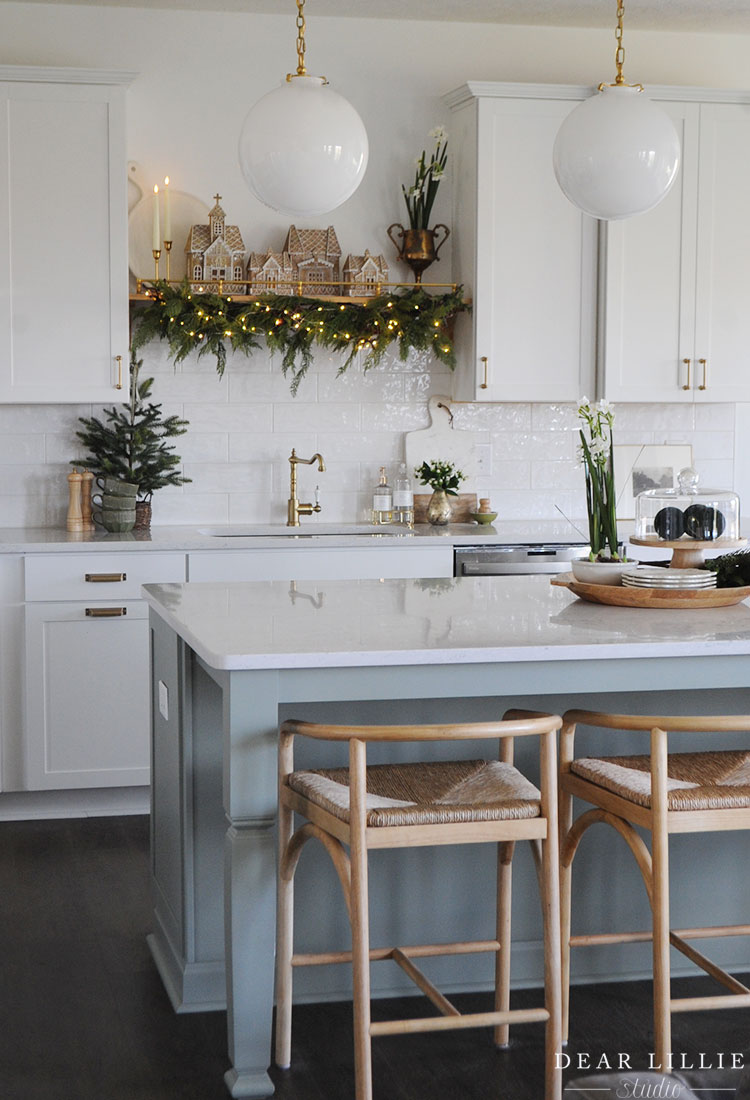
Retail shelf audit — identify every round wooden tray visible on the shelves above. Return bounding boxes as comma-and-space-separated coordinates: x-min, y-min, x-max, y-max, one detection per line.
630, 536, 747, 570
551, 573, 750, 609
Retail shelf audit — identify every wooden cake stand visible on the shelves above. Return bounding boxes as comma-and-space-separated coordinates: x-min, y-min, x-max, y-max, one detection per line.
630, 536, 747, 569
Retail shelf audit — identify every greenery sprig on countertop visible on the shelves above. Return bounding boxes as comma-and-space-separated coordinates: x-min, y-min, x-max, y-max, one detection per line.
131, 281, 469, 395
703, 548, 750, 588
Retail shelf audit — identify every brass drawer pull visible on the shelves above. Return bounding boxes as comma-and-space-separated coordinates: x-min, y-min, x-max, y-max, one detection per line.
85, 572, 127, 583
480, 356, 488, 389
698, 358, 707, 390
682, 358, 691, 390
85, 607, 127, 618
115, 354, 123, 390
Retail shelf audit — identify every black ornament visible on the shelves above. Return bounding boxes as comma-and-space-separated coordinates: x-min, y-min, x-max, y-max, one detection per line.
653, 506, 685, 540
683, 504, 726, 540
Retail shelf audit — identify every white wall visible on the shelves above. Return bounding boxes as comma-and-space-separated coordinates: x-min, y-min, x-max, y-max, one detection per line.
0, 4, 743, 527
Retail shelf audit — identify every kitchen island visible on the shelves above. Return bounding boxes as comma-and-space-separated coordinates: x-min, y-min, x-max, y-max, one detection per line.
143, 574, 750, 1098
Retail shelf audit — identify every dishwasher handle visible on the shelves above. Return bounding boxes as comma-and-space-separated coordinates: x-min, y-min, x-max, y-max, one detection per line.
460, 561, 574, 576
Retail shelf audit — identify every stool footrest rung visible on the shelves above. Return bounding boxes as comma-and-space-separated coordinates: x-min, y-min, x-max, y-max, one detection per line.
370, 1007, 550, 1037
672, 993, 750, 1014
292, 938, 501, 967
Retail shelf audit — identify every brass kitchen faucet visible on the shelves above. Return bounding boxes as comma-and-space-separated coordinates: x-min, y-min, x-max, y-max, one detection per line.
287, 449, 325, 526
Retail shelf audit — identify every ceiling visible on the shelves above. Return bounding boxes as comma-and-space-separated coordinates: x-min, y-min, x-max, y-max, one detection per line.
8, 0, 750, 34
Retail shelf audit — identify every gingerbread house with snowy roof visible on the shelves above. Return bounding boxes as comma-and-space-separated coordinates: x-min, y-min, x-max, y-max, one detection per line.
247, 225, 342, 297
342, 249, 389, 297
185, 195, 246, 293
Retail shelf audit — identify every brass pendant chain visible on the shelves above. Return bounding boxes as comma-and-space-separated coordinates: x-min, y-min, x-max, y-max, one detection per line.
295, 0, 307, 76
614, 1, 625, 85
599, 0, 642, 92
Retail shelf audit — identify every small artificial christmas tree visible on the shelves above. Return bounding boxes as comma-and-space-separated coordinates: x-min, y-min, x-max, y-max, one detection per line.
72, 351, 190, 516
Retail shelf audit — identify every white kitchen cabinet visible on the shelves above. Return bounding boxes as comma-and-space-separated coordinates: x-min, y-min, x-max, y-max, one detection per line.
23, 551, 186, 791
445, 82, 598, 402
0, 66, 133, 404
187, 543, 454, 582
601, 91, 750, 403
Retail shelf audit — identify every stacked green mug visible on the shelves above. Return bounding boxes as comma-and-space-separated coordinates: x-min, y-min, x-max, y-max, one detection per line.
92, 477, 139, 532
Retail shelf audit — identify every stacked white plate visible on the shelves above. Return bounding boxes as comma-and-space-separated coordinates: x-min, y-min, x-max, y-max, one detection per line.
622, 566, 717, 590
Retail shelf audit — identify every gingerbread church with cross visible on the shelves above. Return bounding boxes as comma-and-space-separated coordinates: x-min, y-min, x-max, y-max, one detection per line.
185, 194, 246, 293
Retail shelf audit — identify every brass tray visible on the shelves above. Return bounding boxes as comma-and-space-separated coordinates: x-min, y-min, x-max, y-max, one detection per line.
551, 573, 750, 609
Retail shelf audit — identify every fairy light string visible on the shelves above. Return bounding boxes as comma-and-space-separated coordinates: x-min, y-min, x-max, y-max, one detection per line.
132, 282, 468, 395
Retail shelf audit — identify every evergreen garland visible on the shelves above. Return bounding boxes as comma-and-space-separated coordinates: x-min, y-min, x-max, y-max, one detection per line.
131, 281, 470, 395
72, 351, 191, 502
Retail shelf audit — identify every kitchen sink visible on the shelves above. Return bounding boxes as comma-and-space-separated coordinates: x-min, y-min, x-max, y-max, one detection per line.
198, 524, 410, 537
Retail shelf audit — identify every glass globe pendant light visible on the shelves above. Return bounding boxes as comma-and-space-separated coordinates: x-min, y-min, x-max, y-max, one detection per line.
238, 0, 368, 217
553, 1, 680, 220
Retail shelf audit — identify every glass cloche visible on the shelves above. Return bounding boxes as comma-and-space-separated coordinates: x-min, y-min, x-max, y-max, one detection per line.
635, 467, 739, 542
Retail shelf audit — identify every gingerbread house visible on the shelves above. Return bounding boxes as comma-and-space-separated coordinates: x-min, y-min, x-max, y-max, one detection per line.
185, 195, 246, 293
342, 250, 389, 297
247, 225, 342, 296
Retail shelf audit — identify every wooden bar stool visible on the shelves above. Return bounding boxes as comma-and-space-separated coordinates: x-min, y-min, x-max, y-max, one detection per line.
559, 710, 750, 1070
274, 710, 563, 1100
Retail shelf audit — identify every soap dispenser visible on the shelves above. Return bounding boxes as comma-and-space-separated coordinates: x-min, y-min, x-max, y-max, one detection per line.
371, 467, 393, 525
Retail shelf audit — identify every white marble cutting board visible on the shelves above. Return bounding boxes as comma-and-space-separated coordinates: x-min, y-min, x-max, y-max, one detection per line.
405, 395, 487, 482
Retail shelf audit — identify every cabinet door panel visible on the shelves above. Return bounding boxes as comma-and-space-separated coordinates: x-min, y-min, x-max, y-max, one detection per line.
188, 546, 453, 582
0, 80, 128, 403
473, 97, 597, 402
25, 601, 149, 790
600, 101, 699, 402
694, 102, 750, 401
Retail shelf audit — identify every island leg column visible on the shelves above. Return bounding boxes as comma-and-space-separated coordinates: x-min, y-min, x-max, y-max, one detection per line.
221, 670, 281, 1099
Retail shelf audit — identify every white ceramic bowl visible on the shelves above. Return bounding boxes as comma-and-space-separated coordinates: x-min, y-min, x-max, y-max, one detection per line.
570, 559, 634, 586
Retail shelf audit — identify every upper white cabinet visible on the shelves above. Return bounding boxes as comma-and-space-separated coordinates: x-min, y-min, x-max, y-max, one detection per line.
0, 67, 134, 404
445, 83, 598, 402
601, 92, 750, 403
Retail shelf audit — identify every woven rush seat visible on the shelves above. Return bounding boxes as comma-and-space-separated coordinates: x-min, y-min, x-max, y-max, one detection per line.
570, 749, 750, 810
287, 758, 542, 826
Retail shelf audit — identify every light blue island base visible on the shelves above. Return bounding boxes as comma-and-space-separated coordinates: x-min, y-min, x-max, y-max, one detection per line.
143, 575, 750, 1098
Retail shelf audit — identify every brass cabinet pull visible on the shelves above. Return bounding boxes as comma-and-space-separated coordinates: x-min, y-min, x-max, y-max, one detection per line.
480, 356, 488, 390
85, 572, 127, 583
698, 358, 707, 390
115, 354, 123, 390
85, 607, 127, 617
682, 358, 691, 390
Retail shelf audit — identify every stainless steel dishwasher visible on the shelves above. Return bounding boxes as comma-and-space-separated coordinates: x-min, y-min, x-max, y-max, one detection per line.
454, 543, 590, 577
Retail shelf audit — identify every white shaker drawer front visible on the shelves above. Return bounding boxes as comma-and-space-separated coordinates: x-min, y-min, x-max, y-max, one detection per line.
24, 552, 186, 601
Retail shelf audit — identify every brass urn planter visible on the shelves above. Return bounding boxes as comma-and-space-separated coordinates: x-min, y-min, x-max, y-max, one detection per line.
387, 223, 450, 284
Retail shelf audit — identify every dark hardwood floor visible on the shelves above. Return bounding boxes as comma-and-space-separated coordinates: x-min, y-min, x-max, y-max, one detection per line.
1, 815, 748, 1100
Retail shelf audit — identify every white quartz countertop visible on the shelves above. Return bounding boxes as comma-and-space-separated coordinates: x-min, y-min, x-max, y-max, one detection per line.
0, 520, 589, 554
142, 574, 750, 671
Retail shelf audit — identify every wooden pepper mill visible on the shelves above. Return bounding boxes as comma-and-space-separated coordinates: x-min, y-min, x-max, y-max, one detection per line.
67, 470, 84, 532
80, 470, 94, 531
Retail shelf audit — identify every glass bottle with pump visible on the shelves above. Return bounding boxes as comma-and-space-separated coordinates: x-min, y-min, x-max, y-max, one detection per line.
371, 466, 393, 524
393, 462, 414, 527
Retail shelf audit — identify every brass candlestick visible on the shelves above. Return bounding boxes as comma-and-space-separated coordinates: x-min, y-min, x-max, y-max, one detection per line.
163, 240, 172, 283
152, 248, 161, 281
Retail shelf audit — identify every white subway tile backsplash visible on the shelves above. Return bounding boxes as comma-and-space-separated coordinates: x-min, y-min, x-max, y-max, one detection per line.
695, 404, 736, 432
183, 403, 274, 433
0, 335, 742, 533
615, 403, 695, 433
0, 435, 45, 464
273, 402, 360, 434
